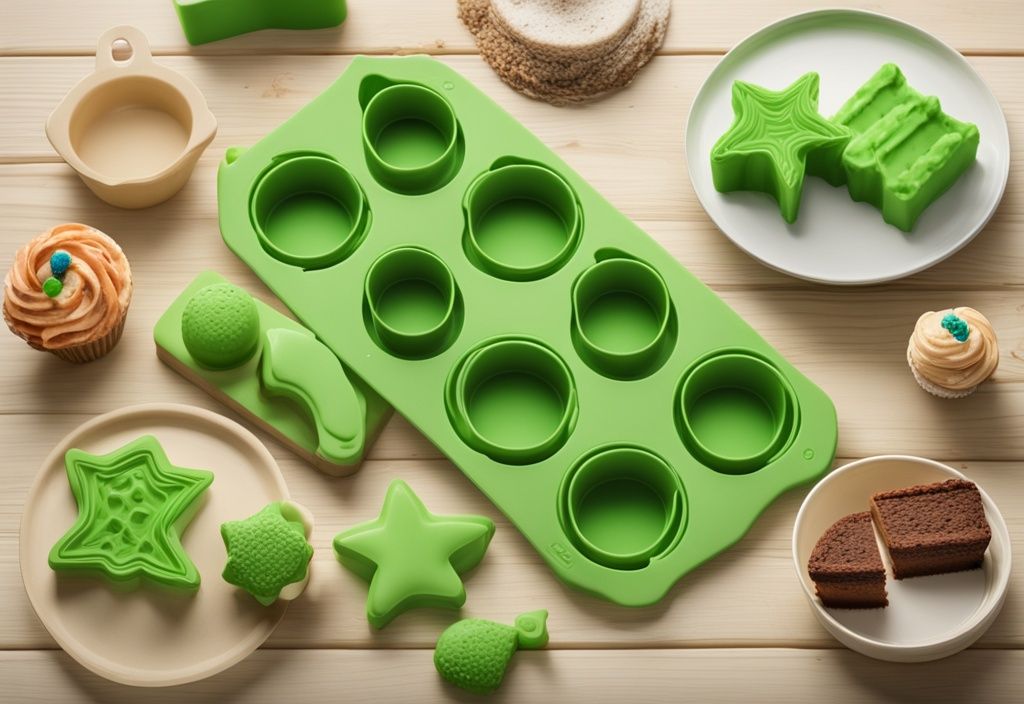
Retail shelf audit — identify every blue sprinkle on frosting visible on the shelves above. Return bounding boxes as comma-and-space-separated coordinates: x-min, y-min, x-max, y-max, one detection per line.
941, 313, 970, 342
49, 250, 71, 278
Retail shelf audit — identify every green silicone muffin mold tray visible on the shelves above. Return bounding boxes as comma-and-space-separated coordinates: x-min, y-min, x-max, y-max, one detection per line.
154, 272, 391, 476
173, 0, 347, 46
217, 56, 838, 606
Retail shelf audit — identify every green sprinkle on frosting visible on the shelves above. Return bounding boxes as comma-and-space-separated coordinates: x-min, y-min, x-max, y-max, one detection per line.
941, 313, 970, 342
42, 276, 63, 298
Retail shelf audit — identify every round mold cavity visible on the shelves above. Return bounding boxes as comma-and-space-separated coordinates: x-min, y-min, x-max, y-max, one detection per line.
676, 352, 799, 475
446, 338, 578, 465
361, 83, 462, 194
364, 246, 462, 358
250, 155, 369, 269
70, 75, 192, 182
560, 446, 686, 570
571, 257, 675, 379
463, 164, 582, 281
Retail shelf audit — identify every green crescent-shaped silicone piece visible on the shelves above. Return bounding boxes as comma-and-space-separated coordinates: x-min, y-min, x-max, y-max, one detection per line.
260, 327, 365, 464
172, 0, 347, 46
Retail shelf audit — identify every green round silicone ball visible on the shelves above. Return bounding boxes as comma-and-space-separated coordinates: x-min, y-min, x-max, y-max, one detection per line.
181, 283, 261, 369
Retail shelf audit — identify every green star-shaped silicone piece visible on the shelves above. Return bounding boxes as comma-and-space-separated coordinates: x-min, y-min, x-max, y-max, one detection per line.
221, 502, 314, 606
333, 480, 495, 628
710, 72, 851, 223
48, 435, 214, 590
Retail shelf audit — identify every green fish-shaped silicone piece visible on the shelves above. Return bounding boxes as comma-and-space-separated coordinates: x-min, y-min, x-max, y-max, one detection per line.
260, 328, 365, 464
434, 610, 549, 694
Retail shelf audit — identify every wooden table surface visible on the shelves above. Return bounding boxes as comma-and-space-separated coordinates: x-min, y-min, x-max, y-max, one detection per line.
1, 1, 1021, 702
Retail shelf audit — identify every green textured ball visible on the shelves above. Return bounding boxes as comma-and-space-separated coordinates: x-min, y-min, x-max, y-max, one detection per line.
181, 283, 260, 369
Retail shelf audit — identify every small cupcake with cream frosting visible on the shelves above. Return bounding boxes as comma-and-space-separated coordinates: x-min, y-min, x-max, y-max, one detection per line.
3, 224, 132, 363
907, 307, 998, 398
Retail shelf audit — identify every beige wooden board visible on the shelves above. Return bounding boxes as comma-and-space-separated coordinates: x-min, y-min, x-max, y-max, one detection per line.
2, 0, 1024, 700
0, 0, 1022, 56
2, 648, 1024, 703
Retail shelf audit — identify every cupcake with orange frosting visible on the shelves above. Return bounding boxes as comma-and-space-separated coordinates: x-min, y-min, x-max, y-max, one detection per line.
907, 307, 998, 398
3, 224, 133, 363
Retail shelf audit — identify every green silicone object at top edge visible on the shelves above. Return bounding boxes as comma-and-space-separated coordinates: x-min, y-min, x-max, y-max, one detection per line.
217, 56, 839, 607
172, 0, 347, 46
153, 271, 391, 471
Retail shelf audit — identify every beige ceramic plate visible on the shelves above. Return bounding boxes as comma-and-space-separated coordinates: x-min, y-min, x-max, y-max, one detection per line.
20, 404, 292, 686
792, 456, 1010, 662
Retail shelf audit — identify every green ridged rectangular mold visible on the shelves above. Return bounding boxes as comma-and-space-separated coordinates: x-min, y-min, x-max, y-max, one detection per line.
217, 56, 838, 606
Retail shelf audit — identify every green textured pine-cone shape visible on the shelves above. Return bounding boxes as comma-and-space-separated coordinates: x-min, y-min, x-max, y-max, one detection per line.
434, 610, 548, 694
181, 283, 261, 370
221, 502, 314, 605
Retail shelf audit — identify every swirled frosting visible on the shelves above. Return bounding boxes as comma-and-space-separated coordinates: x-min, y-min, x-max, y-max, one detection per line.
908, 308, 998, 392
3, 224, 132, 350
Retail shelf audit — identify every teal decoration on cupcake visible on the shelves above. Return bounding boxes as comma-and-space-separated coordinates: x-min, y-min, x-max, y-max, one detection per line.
43, 276, 63, 298
50, 250, 72, 278
941, 313, 970, 342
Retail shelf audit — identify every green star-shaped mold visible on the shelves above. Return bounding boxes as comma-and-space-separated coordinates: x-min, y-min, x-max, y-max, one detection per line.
333, 480, 495, 628
826, 63, 980, 232
711, 72, 851, 223
221, 502, 314, 606
48, 435, 214, 590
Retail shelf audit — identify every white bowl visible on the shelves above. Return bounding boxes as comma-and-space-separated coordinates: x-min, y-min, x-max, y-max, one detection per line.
792, 456, 1010, 662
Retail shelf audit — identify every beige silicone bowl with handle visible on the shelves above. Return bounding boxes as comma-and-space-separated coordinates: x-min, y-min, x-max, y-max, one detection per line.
46, 26, 217, 209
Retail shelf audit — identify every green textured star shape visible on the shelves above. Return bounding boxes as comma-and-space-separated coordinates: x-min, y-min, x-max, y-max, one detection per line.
333, 480, 495, 628
221, 502, 314, 606
710, 72, 850, 223
48, 435, 214, 590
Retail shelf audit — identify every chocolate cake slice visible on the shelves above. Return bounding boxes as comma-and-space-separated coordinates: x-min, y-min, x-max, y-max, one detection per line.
808, 512, 888, 609
870, 479, 991, 579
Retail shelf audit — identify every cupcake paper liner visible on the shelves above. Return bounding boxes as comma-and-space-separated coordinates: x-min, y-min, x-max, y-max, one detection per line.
906, 346, 978, 399
48, 310, 129, 364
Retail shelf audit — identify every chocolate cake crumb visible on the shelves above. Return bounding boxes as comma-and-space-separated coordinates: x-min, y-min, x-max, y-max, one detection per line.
808, 512, 888, 609
871, 479, 991, 579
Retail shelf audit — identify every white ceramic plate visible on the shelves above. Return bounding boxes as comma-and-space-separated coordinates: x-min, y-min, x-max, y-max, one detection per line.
20, 404, 293, 686
792, 456, 1010, 662
686, 10, 1010, 285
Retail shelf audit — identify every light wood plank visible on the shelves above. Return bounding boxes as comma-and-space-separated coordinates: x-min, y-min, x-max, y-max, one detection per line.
3, 411, 1022, 650
1, 0, 1022, 56
0, 55, 1019, 288
1, 234, 1022, 459
1, 158, 1021, 291
1, 648, 1023, 703
2, 55, 1022, 217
